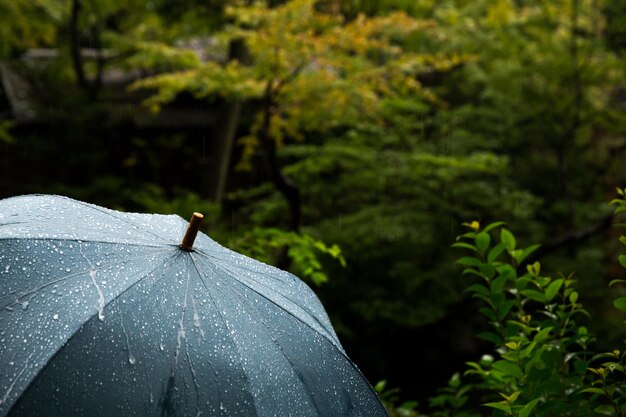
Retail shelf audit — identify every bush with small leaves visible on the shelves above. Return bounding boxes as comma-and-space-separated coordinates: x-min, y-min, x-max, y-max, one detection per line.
384, 188, 626, 416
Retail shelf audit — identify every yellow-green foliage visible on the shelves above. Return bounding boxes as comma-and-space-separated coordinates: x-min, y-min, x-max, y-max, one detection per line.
131, 0, 472, 169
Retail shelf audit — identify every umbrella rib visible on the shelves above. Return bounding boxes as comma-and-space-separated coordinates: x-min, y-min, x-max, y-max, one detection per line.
191, 254, 388, 411
211, 264, 389, 416
70, 199, 177, 244
195, 254, 341, 351
0, 352, 34, 407
199, 252, 336, 340
188, 254, 260, 417
214, 273, 325, 416
1, 247, 174, 311
0, 236, 168, 248
102, 249, 183, 311
4, 250, 182, 416
0, 194, 174, 245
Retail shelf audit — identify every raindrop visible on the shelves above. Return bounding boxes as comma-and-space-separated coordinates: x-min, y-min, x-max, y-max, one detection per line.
21, 301, 29, 310
53, 314, 59, 320
128, 354, 136, 365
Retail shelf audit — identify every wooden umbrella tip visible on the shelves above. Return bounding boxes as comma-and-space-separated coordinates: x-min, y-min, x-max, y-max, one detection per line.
180, 212, 204, 252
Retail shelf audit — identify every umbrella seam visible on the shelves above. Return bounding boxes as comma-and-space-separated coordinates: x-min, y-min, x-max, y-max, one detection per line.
189, 254, 260, 417
70, 198, 178, 245
195, 254, 342, 352
0, 194, 179, 245
216, 273, 325, 417
1, 247, 175, 311
0, 236, 170, 248
191, 254, 390, 416
196, 250, 336, 339
3, 250, 181, 416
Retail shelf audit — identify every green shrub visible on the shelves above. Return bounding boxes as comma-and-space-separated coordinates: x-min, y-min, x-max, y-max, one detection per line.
383, 188, 626, 416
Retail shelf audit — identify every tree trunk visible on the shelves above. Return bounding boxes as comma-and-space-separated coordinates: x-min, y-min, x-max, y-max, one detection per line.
69, 0, 88, 92
69, 0, 103, 100
259, 82, 301, 233
208, 101, 242, 202
207, 39, 250, 202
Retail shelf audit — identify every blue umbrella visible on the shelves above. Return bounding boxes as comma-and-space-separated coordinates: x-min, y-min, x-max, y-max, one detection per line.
0, 195, 388, 416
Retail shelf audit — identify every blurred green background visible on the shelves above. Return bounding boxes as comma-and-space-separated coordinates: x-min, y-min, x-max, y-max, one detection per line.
1, 0, 626, 408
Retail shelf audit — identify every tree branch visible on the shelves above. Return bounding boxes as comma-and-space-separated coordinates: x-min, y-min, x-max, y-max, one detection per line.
524, 213, 614, 265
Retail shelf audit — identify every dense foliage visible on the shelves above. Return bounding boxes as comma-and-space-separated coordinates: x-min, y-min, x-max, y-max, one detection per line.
381, 189, 626, 416
0, 0, 625, 407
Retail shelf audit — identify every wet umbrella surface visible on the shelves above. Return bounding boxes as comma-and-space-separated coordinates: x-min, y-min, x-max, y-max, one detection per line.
0, 195, 388, 417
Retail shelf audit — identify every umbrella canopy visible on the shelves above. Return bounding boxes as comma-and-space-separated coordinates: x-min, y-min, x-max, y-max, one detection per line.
0, 195, 388, 417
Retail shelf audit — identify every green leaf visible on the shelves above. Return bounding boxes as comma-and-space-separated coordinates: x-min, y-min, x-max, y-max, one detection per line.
533, 327, 553, 343
479, 307, 497, 321
516, 244, 541, 264
448, 372, 461, 388
488, 243, 506, 263
497, 300, 516, 320
499, 390, 520, 403
467, 284, 490, 297
483, 221, 506, 233
525, 346, 548, 373
457, 257, 482, 267
475, 232, 491, 252
459, 232, 477, 240
613, 296, 626, 313
501, 229, 516, 252
479, 264, 496, 279
518, 398, 541, 417
569, 291, 579, 303
374, 380, 386, 392
491, 360, 523, 378
580, 387, 606, 395
462, 268, 483, 277
516, 276, 532, 290
490, 273, 509, 294
545, 279, 564, 302
527, 261, 540, 277
478, 331, 503, 345
594, 405, 615, 415
483, 401, 511, 413
609, 279, 626, 287
398, 401, 418, 411
451, 242, 478, 252
520, 289, 546, 303
472, 293, 492, 304
490, 291, 505, 308
619, 255, 626, 268
519, 341, 537, 359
